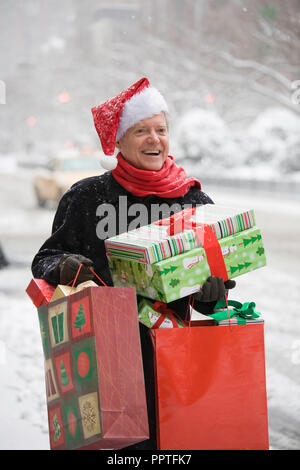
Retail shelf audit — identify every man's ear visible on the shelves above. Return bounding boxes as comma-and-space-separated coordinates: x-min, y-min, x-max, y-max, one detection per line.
115, 141, 120, 150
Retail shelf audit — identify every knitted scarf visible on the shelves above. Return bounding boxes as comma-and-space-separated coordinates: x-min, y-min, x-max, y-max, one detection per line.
112, 153, 201, 198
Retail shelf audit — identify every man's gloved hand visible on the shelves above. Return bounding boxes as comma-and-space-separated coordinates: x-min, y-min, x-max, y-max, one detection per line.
57, 254, 94, 286
194, 276, 236, 302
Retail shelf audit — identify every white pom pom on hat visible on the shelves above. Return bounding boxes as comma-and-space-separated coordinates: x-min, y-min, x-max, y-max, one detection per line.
99, 154, 118, 170
91, 77, 168, 170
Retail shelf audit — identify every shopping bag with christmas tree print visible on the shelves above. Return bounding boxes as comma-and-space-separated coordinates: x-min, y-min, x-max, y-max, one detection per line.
27, 275, 149, 450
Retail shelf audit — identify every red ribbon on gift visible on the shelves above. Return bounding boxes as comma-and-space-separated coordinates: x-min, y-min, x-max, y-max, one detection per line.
151, 301, 181, 329
157, 207, 228, 282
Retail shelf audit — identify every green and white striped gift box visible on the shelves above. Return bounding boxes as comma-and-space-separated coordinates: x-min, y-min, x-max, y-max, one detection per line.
105, 204, 256, 264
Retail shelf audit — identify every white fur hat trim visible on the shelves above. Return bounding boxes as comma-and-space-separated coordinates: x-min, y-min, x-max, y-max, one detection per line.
116, 86, 168, 142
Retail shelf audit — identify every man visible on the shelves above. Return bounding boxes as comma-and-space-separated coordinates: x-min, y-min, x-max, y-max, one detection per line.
32, 77, 234, 449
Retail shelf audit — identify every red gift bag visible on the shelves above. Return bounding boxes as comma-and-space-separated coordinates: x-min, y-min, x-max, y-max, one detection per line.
150, 320, 269, 450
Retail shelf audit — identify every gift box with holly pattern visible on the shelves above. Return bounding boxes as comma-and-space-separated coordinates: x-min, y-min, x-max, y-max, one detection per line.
106, 205, 266, 303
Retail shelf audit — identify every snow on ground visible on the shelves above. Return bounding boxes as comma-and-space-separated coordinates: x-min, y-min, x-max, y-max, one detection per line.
0, 167, 299, 450
0, 274, 49, 449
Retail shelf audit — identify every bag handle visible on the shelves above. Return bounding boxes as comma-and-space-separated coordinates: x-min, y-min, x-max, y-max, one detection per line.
69, 264, 107, 297
185, 294, 195, 327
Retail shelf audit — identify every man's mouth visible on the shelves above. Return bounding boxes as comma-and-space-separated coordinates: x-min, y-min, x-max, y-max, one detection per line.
142, 150, 161, 156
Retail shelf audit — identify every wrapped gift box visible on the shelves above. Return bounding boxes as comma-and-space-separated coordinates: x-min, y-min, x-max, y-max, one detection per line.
26, 279, 56, 308
106, 205, 266, 303
216, 317, 264, 326
50, 281, 98, 302
138, 298, 185, 329
208, 299, 264, 326
106, 204, 256, 263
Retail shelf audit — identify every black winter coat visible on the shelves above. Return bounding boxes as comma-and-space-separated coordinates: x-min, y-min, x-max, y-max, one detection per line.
31, 170, 215, 450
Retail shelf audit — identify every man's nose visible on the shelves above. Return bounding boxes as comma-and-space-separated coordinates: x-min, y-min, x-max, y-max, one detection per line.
147, 130, 160, 143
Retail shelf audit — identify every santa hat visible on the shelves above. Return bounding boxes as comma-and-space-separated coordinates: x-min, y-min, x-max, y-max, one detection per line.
91, 77, 168, 170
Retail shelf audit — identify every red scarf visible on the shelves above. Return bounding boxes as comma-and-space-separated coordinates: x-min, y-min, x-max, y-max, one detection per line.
112, 153, 201, 198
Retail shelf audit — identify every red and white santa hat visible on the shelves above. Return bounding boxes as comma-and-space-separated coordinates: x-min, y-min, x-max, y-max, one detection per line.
91, 77, 168, 170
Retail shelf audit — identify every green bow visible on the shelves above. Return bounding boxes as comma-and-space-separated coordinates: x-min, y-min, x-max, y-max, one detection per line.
208, 300, 261, 324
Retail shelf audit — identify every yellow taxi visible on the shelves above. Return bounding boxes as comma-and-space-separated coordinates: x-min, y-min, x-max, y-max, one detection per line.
33, 150, 104, 207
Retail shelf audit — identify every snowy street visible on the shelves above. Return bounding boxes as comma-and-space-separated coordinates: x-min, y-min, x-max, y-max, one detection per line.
1, 0, 300, 453
0, 168, 299, 450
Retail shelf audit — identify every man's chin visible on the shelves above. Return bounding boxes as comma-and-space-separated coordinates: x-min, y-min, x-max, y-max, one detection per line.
142, 163, 164, 171
140, 157, 167, 171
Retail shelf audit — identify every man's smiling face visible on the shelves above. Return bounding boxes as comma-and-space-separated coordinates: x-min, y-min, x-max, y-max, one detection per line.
115, 113, 169, 171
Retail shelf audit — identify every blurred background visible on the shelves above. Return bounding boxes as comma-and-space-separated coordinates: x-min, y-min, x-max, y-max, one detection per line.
0, 0, 299, 450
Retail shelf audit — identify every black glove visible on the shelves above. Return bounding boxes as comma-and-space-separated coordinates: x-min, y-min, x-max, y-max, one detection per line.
194, 276, 236, 302
56, 254, 94, 286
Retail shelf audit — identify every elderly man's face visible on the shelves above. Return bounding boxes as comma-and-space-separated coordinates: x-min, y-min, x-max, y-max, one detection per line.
116, 113, 169, 171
